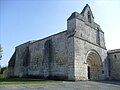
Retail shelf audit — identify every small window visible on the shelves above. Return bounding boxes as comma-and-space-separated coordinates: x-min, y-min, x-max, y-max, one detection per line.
102, 70, 104, 74
36, 57, 39, 67
87, 11, 91, 23
109, 70, 111, 77
114, 55, 117, 59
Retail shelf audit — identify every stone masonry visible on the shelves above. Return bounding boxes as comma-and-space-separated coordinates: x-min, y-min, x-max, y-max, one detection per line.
108, 49, 120, 80
7, 4, 119, 81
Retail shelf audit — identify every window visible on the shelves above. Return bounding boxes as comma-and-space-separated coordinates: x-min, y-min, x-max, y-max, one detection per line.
114, 55, 117, 59
96, 27, 100, 45
102, 70, 104, 74
87, 11, 91, 23
36, 57, 39, 67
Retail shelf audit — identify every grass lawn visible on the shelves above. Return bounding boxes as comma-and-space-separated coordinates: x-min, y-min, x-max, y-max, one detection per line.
0, 78, 61, 85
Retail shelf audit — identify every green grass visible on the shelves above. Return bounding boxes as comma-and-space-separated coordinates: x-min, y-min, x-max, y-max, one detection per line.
0, 78, 61, 85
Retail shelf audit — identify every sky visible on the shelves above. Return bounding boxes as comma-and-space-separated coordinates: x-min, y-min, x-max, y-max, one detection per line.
0, 0, 120, 67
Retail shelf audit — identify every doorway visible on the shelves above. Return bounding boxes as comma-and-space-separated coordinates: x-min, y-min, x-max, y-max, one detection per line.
88, 66, 90, 79
86, 50, 101, 80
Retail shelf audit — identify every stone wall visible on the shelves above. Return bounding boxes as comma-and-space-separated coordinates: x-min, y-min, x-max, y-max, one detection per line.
67, 14, 106, 49
108, 50, 120, 80
12, 31, 75, 80
74, 37, 108, 80
73, 18, 108, 80
67, 6, 108, 80
14, 42, 30, 77
28, 31, 69, 79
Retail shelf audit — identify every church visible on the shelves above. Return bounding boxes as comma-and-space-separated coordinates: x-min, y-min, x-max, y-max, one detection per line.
7, 4, 120, 80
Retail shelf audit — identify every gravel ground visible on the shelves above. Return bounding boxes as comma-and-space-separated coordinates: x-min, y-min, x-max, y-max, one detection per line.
0, 81, 120, 90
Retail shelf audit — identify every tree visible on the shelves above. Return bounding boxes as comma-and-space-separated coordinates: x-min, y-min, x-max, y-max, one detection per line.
0, 66, 7, 74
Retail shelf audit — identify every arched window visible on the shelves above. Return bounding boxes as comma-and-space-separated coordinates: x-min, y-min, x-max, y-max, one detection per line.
87, 11, 91, 23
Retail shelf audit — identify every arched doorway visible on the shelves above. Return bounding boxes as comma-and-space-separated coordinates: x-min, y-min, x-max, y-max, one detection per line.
86, 50, 102, 80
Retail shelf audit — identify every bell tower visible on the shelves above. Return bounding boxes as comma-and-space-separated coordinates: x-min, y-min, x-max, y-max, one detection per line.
67, 4, 94, 31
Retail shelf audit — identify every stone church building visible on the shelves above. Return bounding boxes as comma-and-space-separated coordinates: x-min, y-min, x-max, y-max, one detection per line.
7, 4, 120, 80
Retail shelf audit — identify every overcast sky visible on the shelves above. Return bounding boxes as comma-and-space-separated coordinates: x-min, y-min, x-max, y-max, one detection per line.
0, 0, 120, 66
